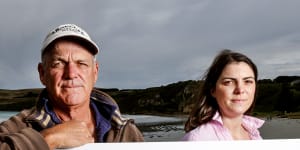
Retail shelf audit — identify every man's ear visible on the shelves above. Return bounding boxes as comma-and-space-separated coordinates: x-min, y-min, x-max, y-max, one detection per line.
94, 61, 99, 83
38, 63, 46, 86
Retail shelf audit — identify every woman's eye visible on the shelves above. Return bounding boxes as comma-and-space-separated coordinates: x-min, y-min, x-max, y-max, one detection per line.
245, 80, 254, 84
223, 80, 233, 85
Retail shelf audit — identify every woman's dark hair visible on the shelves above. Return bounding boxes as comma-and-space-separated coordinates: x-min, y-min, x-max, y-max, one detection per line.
184, 49, 258, 132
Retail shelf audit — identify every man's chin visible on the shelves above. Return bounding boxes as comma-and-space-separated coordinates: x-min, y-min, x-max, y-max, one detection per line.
62, 93, 87, 103
61, 87, 83, 92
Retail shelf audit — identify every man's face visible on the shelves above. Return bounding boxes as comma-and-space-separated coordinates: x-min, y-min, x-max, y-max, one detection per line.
38, 40, 98, 108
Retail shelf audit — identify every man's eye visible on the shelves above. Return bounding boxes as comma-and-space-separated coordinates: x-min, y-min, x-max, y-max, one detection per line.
52, 61, 64, 68
77, 62, 90, 68
79, 62, 88, 66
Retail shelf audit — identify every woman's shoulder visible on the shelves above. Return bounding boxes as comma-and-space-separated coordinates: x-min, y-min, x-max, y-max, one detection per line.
243, 115, 265, 128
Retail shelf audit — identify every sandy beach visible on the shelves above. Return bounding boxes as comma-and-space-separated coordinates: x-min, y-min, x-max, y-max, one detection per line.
259, 117, 300, 139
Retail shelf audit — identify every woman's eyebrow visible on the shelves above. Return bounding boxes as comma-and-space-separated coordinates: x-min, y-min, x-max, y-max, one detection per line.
221, 76, 255, 80
243, 77, 255, 80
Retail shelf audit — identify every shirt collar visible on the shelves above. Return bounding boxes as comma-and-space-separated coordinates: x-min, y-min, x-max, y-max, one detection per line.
212, 111, 264, 129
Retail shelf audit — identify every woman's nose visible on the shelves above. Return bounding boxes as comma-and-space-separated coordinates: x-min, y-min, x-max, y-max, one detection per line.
234, 83, 245, 94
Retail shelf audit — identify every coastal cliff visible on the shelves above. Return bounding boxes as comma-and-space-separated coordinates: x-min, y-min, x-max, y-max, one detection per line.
1, 76, 300, 115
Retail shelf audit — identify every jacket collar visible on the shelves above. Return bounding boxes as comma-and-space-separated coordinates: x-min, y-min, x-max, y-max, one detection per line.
25, 88, 118, 142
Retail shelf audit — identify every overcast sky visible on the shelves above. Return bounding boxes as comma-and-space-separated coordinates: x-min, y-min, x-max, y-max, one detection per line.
1, 0, 300, 90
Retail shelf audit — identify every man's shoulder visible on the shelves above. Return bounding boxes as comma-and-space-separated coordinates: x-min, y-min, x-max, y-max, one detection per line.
16, 107, 37, 119
91, 89, 129, 125
91, 89, 118, 106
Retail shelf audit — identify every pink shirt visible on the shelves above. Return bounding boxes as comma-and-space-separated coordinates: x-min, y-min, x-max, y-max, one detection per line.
182, 112, 264, 141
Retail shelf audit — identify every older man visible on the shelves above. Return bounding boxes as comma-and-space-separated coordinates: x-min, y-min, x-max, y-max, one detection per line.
0, 24, 144, 150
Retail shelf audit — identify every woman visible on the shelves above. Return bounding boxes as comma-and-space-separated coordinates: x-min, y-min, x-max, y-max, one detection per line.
182, 49, 264, 141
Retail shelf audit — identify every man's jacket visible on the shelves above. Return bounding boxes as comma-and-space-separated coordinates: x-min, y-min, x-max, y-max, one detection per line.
0, 89, 144, 149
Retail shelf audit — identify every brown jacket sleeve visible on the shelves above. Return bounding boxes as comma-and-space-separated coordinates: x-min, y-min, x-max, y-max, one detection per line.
106, 119, 144, 142
0, 110, 50, 150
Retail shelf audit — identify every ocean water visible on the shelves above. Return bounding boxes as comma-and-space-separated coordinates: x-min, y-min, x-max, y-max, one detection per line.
124, 114, 186, 141
0, 111, 18, 122
0, 111, 299, 141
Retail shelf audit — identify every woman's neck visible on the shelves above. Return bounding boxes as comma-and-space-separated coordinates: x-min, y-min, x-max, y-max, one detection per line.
222, 115, 250, 140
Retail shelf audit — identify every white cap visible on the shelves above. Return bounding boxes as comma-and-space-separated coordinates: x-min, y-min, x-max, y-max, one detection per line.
41, 24, 99, 55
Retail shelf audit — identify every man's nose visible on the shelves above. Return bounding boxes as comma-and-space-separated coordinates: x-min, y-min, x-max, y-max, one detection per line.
63, 63, 78, 79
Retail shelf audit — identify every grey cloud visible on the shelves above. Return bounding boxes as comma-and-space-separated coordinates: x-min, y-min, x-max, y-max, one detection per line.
1, 0, 300, 89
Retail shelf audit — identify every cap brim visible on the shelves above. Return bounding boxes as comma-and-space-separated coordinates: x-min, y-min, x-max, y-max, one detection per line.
41, 32, 99, 55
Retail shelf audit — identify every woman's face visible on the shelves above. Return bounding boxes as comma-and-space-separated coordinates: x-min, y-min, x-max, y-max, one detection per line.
211, 61, 256, 118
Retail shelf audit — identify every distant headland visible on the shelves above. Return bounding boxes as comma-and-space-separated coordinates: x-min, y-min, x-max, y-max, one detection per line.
1, 76, 300, 118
